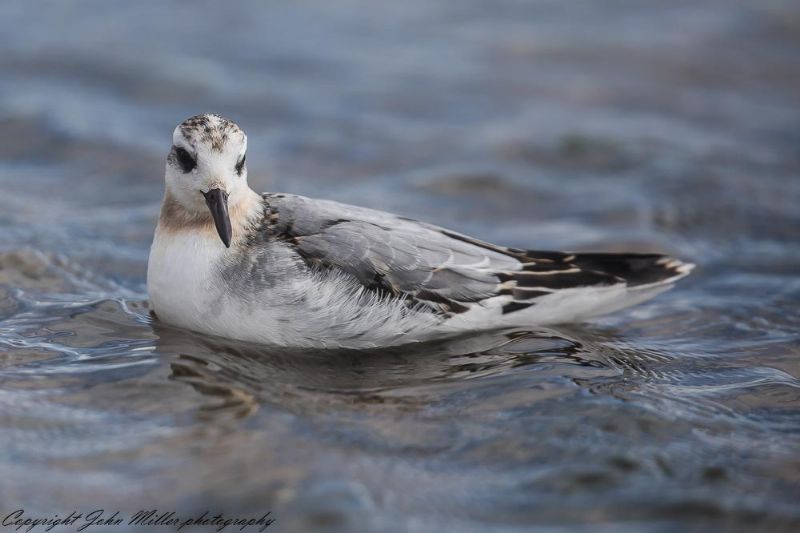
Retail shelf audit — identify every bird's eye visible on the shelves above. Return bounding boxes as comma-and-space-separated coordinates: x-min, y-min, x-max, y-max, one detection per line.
173, 147, 196, 173
235, 154, 246, 176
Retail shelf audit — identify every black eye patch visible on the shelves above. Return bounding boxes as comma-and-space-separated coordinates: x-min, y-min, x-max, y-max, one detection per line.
173, 146, 196, 173
235, 154, 246, 176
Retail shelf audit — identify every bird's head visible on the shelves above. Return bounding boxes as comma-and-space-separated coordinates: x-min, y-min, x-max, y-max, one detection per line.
164, 113, 250, 247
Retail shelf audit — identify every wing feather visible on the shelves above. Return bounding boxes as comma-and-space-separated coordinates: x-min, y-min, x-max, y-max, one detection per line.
262, 193, 691, 316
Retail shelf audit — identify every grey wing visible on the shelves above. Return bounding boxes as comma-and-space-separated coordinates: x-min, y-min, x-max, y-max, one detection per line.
263, 193, 519, 314
262, 193, 692, 315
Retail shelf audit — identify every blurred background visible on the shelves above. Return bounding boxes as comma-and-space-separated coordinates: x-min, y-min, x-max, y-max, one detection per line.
0, 1, 798, 531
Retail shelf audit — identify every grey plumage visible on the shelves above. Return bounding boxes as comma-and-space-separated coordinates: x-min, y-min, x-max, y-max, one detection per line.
246, 193, 689, 316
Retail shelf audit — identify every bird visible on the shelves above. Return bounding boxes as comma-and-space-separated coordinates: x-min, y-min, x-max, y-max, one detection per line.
147, 114, 693, 349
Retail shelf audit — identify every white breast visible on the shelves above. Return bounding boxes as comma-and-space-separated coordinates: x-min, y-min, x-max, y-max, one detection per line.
147, 227, 442, 348
147, 228, 228, 334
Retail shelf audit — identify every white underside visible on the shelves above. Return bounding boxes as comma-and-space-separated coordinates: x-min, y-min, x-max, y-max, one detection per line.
148, 229, 682, 349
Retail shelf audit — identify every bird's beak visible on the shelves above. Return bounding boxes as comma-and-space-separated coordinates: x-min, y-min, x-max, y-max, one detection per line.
202, 188, 232, 248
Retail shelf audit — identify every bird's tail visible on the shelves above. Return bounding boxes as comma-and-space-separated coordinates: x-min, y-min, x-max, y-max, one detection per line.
497, 251, 694, 323
530, 251, 694, 287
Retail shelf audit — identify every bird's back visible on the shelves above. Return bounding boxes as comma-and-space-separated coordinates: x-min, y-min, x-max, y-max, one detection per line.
246, 193, 693, 342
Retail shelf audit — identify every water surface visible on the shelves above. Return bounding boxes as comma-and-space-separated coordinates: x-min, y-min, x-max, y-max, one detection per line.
1, 1, 799, 531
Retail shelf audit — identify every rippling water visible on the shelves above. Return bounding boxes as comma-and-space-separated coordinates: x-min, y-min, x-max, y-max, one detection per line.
1, 1, 799, 531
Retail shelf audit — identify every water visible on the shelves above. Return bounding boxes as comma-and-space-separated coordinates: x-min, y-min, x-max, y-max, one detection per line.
1, 1, 799, 531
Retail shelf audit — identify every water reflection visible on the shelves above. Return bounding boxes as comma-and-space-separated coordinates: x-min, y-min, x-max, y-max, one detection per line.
159, 323, 614, 417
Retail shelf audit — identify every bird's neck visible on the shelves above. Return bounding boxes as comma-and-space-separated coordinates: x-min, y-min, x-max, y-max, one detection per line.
157, 187, 263, 245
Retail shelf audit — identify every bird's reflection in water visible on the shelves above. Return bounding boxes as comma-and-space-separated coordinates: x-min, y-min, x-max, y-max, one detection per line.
169, 353, 261, 419
154, 322, 666, 422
